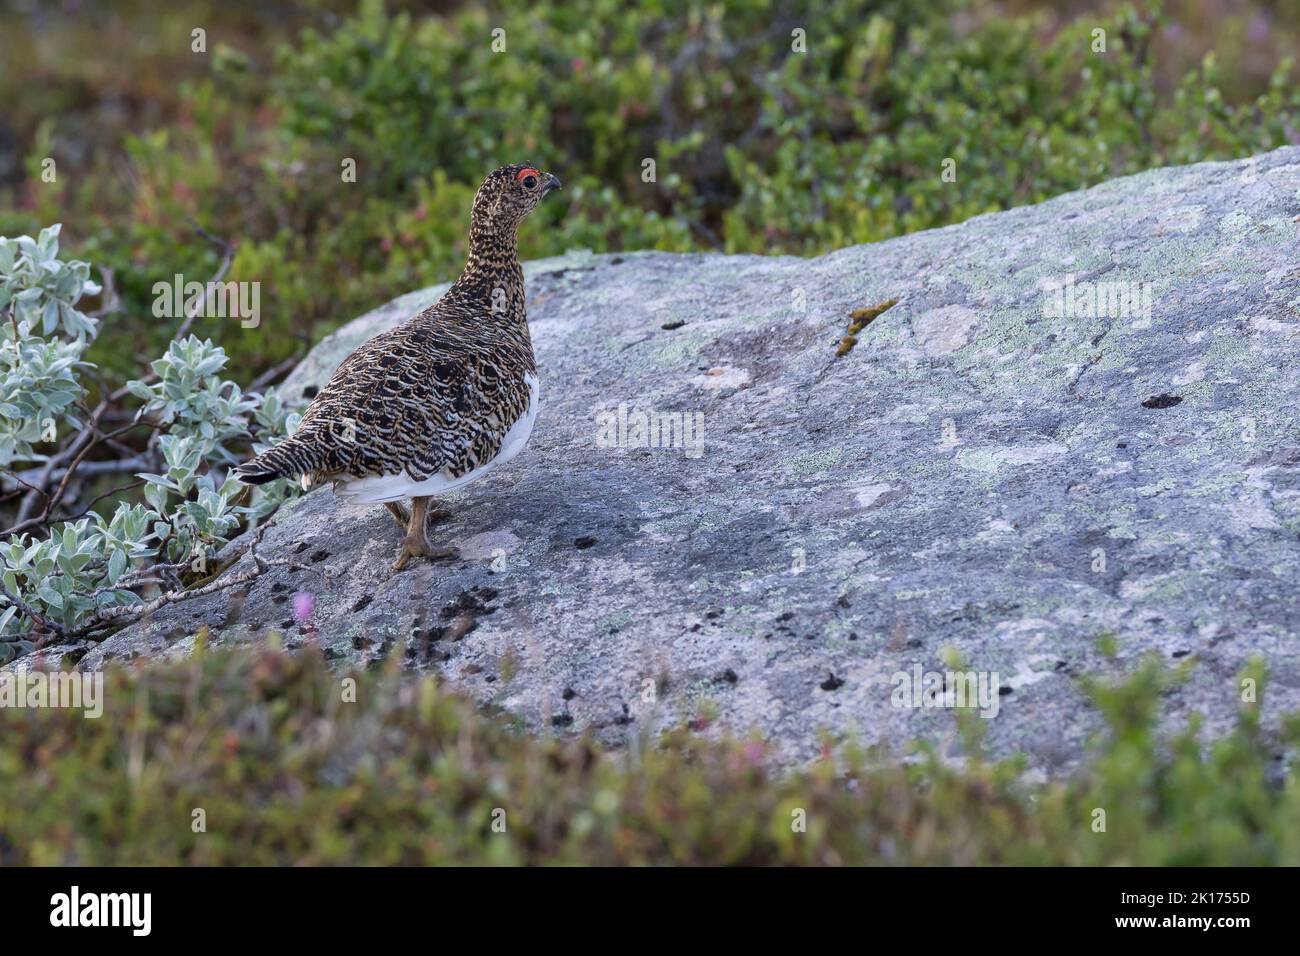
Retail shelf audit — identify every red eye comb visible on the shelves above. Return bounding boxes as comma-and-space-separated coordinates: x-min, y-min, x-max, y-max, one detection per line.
517, 167, 540, 181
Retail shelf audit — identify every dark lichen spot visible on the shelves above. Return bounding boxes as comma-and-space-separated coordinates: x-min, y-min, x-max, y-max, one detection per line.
574, 536, 597, 549
999, 685, 1013, 696
661, 319, 686, 330
820, 672, 844, 691
551, 713, 574, 727
562, 687, 576, 701
716, 668, 739, 685
351, 594, 373, 613
1142, 393, 1183, 409
436, 587, 498, 636
310, 550, 330, 563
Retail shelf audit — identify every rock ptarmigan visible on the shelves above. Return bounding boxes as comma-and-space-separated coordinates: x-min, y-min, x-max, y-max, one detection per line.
236, 163, 562, 570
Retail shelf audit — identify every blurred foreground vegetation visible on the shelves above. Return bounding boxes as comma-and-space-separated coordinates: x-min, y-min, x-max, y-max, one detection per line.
1, 644, 1296, 864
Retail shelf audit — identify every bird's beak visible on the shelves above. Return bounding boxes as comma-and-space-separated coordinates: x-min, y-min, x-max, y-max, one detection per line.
544, 173, 563, 194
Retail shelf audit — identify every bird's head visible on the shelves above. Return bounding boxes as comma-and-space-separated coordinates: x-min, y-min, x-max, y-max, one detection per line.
471, 163, 563, 233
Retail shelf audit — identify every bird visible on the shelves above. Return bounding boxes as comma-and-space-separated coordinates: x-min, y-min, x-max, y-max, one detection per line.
235, 162, 563, 570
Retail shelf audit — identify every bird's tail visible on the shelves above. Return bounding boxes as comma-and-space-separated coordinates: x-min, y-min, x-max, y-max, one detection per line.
235, 435, 326, 486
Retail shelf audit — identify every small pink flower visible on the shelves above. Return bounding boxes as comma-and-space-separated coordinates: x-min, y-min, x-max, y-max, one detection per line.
292, 591, 315, 626
1248, 14, 1270, 45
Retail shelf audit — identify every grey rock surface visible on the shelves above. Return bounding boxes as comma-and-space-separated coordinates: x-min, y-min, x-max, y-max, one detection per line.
76, 147, 1300, 771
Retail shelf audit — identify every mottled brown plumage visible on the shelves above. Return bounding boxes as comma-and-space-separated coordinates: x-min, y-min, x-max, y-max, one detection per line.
237, 163, 562, 568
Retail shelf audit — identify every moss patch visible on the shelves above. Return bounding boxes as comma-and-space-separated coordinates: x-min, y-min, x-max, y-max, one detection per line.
836, 299, 899, 357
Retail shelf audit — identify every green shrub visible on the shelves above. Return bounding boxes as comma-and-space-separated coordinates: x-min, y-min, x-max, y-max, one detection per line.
0, 227, 299, 656
1, 1, 1296, 388
1, 644, 1295, 865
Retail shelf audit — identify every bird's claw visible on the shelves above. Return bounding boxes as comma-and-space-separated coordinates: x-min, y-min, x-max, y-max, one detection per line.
391, 538, 461, 572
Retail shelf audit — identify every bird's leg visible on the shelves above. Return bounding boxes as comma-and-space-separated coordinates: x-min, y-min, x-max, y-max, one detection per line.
385, 501, 410, 529
387, 498, 447, 532
392, 495, 460, 571
425, 499, 451, 525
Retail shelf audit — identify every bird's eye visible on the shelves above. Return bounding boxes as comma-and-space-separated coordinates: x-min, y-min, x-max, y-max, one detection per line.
522, 175, 537, 189
517, 167, 540, 188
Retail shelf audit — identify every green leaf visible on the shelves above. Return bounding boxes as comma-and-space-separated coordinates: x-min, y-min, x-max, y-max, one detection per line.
126, 379, 157, 401
107, 547, 128, 585
36, 581, 63, 609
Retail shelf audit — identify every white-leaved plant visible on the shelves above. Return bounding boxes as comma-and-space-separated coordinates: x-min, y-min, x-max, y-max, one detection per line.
0, 226, 301, 661
128, 336, 262, 464
0, 224, 98, 468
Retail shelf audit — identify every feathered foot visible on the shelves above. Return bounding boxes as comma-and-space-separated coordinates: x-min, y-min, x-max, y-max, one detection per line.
392, 496, 460, 571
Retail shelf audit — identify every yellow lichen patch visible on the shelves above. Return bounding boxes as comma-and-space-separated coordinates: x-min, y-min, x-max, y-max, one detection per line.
836, 298, 898, 356
849, 297, 898, 331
